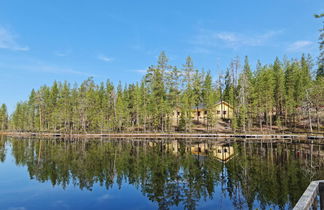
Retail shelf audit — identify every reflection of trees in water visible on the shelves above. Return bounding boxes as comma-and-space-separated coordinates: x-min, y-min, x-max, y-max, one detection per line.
225, 141, 324, 209
1, 137, 324, 210
0, 135, 6, 162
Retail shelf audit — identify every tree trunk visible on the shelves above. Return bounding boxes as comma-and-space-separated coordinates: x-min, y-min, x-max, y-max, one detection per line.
259, 113, 263, 131
308, 104, 313, 133
316, 108, 320, 132
269, 110, 272, 131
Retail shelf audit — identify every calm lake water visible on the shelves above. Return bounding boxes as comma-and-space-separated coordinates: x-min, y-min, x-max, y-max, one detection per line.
0, 135, 323, 210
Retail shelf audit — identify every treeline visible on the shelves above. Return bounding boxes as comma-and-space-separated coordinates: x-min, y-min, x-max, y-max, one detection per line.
1, 52, 323, 133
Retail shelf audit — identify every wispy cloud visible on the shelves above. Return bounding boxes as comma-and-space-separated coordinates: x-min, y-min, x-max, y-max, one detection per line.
97, 194, 114, 201
0, 26, 29, 51
24, 64, 91, 76
53, 200, 69, 209
190, 29, 282, 51
54, 49, 71, 57
189, 47, 212, 54
98, 54, 114, 62
0, 61, 93, 76
132, 69, 147, 74
8, 207, 26, 210
287, 40, 314, 52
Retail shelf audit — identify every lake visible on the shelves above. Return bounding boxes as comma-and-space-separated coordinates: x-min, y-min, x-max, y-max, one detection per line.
0, 135, 323, 210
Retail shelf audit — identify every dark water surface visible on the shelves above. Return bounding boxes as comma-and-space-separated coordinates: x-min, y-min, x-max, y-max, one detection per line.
0, 135, 323, 210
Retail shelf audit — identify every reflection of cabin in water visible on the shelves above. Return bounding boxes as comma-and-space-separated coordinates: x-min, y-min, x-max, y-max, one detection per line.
212, 145, 235, 162
148, 141, 235, 163
171, 101, 233, 126
189, 143, 235, 163
166, 140, 180, 154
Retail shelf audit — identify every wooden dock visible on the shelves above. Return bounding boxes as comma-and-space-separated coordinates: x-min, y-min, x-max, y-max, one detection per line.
294, 180, 324, 209
1, 131, 324, 141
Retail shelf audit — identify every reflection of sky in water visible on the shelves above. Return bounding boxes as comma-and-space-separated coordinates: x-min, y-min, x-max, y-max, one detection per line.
0, 171, 158, 210
0, 144, 157, 210
1, 172, 234, 210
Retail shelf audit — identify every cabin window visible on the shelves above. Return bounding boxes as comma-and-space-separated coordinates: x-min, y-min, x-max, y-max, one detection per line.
204, 111, 207, 115
217, 110, 220, 114
197, 111, 201, 117
223, 111, 227, 115
223, 149, 228, 152
177, 112, 180, 116
217, 149, 222, 153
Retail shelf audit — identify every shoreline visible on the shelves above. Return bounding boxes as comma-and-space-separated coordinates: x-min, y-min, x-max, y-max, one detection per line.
1, 131, 323, 140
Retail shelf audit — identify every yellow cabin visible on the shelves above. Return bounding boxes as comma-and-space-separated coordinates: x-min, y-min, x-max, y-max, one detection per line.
171, 101, 233, 126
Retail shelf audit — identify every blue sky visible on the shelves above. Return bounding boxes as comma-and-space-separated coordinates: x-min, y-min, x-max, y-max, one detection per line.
0, 0, 323, 113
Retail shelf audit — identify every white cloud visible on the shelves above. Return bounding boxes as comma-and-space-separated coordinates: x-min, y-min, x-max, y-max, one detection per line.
189, 47, 212, 54
0, 61, 93, 76
287, 40, 313, 52
97, 194, 114, 201
98, 55, 114, 62
0, 26, 29, 51
216, 32, 238, 42
54, 50, 71, 57
132, 69, 147, 74
8, 207, 26, 210
53, 200, 69, 209
191, 29, 282, 50
25, 64, 90, 76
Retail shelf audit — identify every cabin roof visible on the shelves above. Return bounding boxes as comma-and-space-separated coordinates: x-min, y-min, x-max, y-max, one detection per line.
215, 101, 234, 109
191, 101, 233, 110
173, 100, 233, 111
215, 154, 236, 163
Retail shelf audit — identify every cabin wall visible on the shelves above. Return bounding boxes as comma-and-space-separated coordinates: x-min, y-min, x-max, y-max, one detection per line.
170, 102, 234, 126
213, 104, 233, 119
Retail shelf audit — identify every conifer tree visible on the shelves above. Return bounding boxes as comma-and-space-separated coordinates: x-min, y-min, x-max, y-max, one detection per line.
182, 56, 195, 131
192, 69, 203, 121
254, 61, 265, 130
105, 80, 115, 131
115, 82, 127, 131
60, 82, 72, 133
309, 77, 324, 131
315, 13, 324, 79
27, 89, 37, 131
285, 61, 299, 128
202, 71, 214, 130
272, 57, 285, 127
0, 104, 8, 131
238, 56, 252, 132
